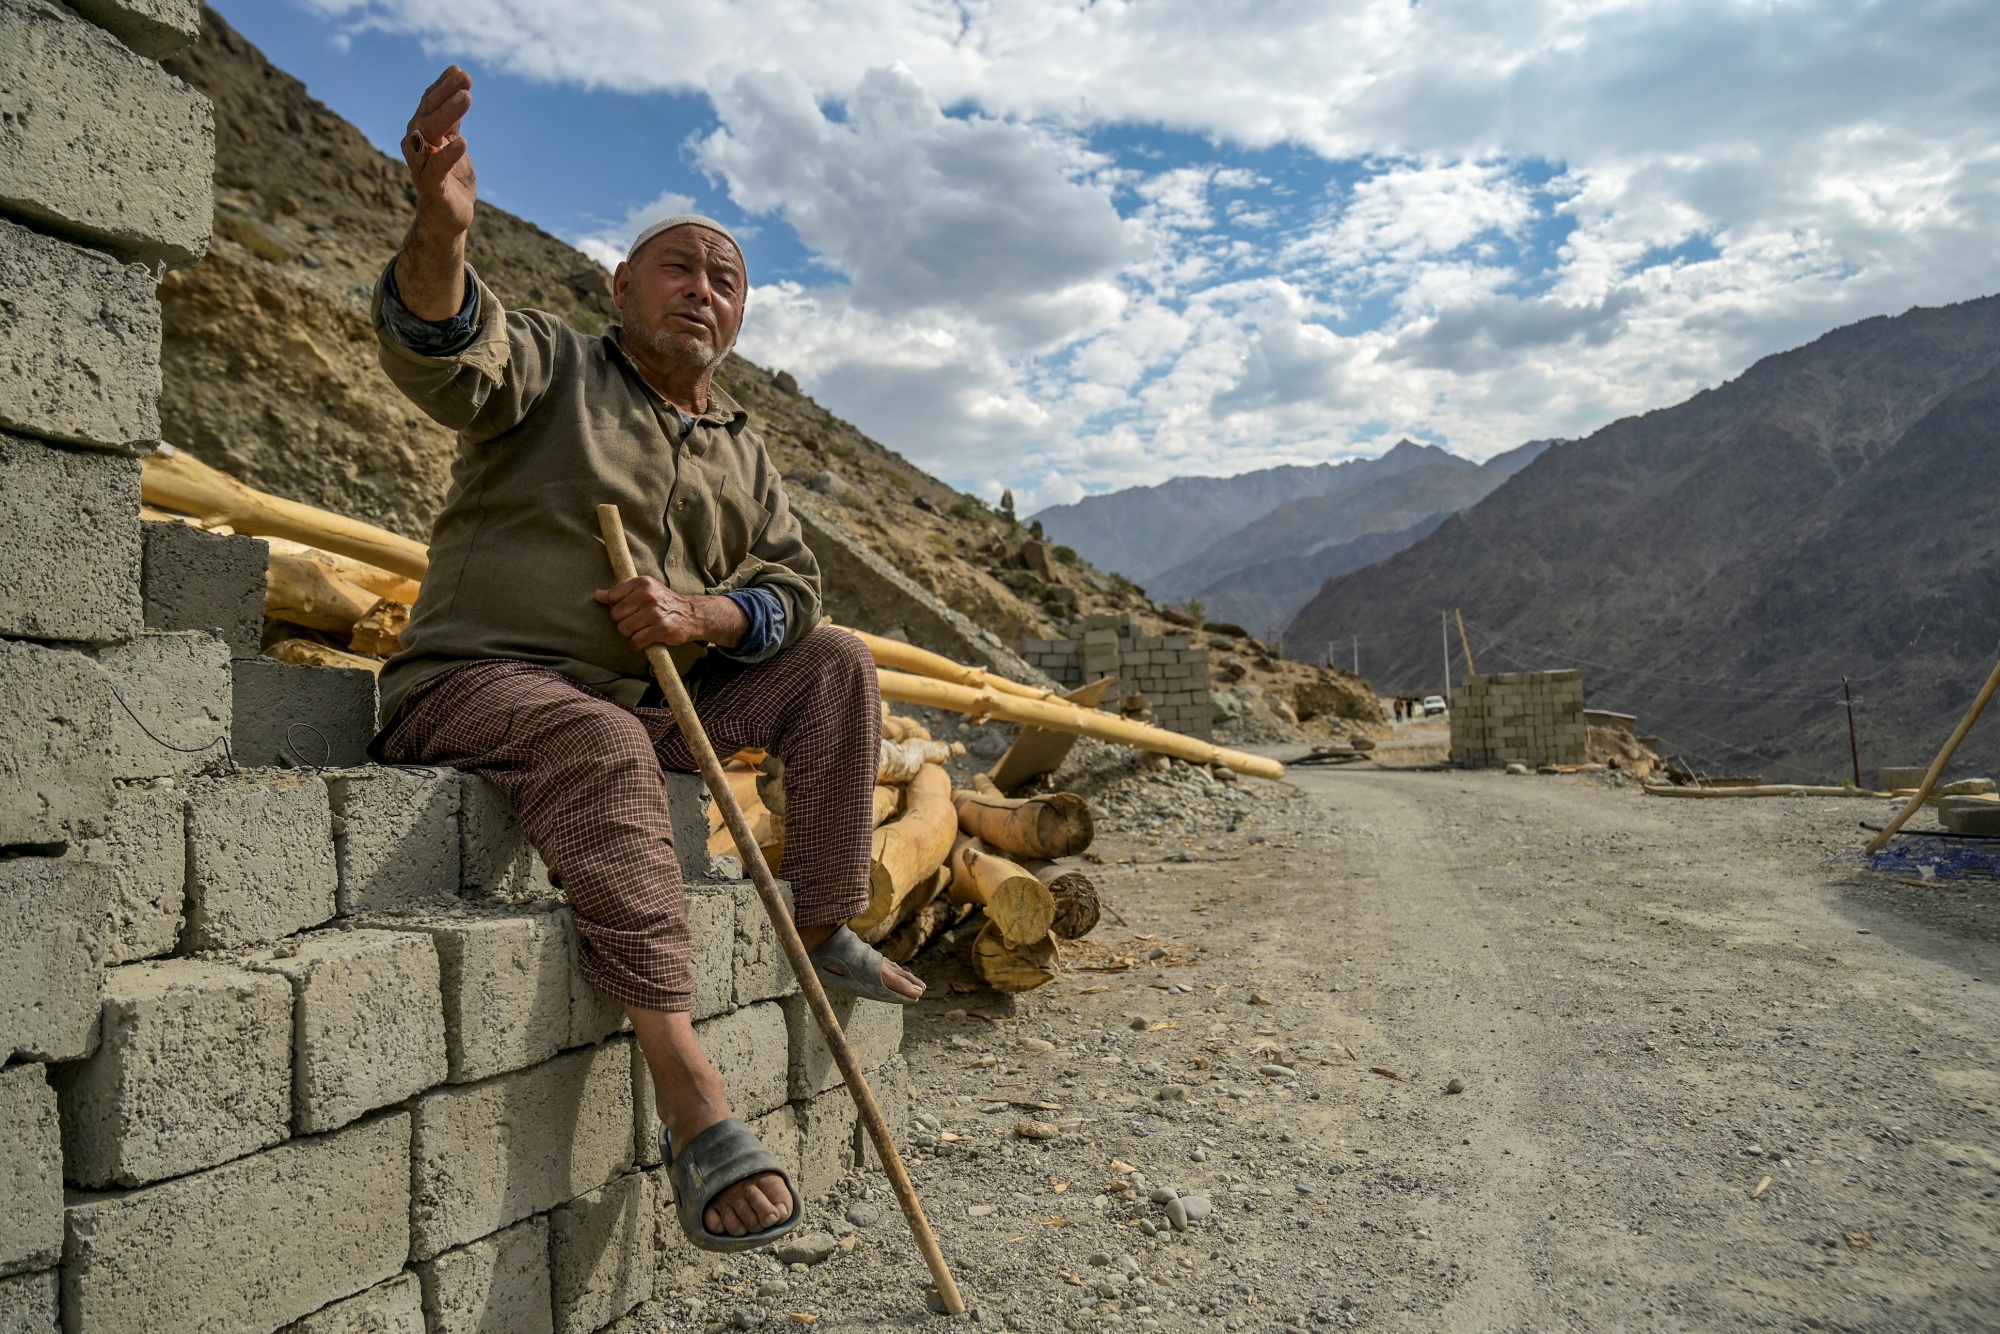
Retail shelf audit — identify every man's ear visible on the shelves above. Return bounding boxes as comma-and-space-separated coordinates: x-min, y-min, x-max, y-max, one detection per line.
611, 261, 630, 311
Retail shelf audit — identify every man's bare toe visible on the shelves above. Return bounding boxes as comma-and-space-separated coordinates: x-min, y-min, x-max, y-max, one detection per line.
702, 1173, 791, 1237
887, 962, 926, 998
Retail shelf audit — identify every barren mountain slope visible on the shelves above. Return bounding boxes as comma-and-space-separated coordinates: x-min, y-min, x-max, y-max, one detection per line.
155, 6, 1141, 648
1287, 295, 2000, 781
1030, 439, 1455, 585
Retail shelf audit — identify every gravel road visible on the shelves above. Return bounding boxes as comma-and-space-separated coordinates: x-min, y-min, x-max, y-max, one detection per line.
650, 764, 2000, 1333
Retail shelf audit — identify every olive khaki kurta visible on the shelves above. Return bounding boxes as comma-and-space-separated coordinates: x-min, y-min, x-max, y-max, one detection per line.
369, 264, 821, 727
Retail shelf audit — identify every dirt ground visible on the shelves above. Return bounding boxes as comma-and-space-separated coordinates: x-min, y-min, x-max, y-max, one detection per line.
647, 759, 2000, 1333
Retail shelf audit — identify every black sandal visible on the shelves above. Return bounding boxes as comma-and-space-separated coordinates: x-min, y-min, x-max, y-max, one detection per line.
662, 1118, 802, 1253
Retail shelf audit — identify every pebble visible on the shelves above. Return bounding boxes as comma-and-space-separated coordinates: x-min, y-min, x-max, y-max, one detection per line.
1250, 993, 1276, 1006
967, 1204, 995, 1217
1446, 1078, 1466, 1095
1088, 1252, 1115, 1267
1145, 947, 1168, 960
1138, 1219, 1159, 1237
1166, 1194, 1212, 1230
1744, 1145, 1765, 1157
912, 1113, 942, 1132
1155, 1085, 1191, 1102
756, 1280, 789, 1298
772, 1232, 838, 1266
1149, 1187, 1180, 1204
981, 1103, 1010, 1114
1505, 762, 1530, 775
1019, 1037, 1056, 1053
1191, 1148, 1208, 1162
1016, 1119, 1061, 1140
844, 1201, 881, 1229
730, 1307, 766, 1329
1129, 1015, 1157, 1031
1257, 1064, 1296, 1078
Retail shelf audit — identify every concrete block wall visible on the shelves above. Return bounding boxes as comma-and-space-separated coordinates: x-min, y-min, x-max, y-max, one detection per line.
1448, 669, 1588, 768
0, 9, 912, 1329
1020, 610, 1213, 739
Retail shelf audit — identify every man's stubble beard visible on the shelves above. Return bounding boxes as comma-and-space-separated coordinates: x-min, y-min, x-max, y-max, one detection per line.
630, 306, 733, 371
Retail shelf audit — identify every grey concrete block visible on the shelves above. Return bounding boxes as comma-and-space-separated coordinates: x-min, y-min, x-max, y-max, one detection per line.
795, 1086, 858, 1199
639, 1166, 698, 1298
695, 1001, 789, 1120
72, 781, 185, 963
231, 658, 378, 769
95, 629, 232, 780
564, 908, 629, 1050
663, 771, 720, 883
409, 1041, 635, 1259
457, 774, 552, 903
0, 855, 103, 1062
56, 956, 290, 1187
731, 880, 799, 1008
280, 1272, 426, 1334
853, 1054, 909, 1174
0, 0, 212, 266
62, 1111, 411, 1334
0, 640, 120, 843
683, 883, 737, 1022
245, 929, 447, 1134
745, 1106, 802, 1200
326, 767, 461, 914
549, 1172, 653, 1334
182, 773, 337, 950
0, 1269, 56, 1332
0, 219, 161, 448
0, 1064, 61, 1279
0, 434, 141, 645
141, 520, 268, 658
396, 910, 569, 1083
417, 1216, 552, 1334
780, 992, 903, 1100
65, 0, 199, 59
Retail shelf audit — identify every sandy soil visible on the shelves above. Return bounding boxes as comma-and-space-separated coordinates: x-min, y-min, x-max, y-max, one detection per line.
645, 763, 2000, 1333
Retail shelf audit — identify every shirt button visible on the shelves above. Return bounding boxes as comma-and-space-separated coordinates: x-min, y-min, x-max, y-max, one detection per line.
669, 556, 678, 567
676, 499, 686, 510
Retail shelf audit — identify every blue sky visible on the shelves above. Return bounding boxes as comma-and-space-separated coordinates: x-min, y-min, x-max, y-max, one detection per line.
236, 1, 2000, 510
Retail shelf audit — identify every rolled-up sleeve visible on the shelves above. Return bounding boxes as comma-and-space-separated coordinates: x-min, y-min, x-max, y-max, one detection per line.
379, 262, 481, 357
715, 586, 787, 663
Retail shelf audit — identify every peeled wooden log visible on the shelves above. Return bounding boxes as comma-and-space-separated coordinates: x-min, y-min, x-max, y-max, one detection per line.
881, 715, 931, 742
141, 444, 429, 580
871, 862, 951, 957
878, 736, 963, 783
871, 784, 902, 828
706, 775, 781, 868
880, 892, 971, 965
264, 537, 421, 605
1643, 784, 1886, 799
266, 550, 378, 633
972, 920, 1059, 993
952, 785, 1093, 860
850, 764, 957, 942
348, 599, 408, 657
841, 626, 1066, 705
987, 677, 1115, 790
875, 667, 1284, 781
266, 638, 382, 673
947, 833, 1055, 947
1022, 859, 1100, 940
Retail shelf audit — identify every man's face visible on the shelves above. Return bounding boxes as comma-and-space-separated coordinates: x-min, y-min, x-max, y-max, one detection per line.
614, 226, 746, 370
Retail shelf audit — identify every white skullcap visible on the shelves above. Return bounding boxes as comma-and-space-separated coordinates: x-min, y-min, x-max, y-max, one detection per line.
625, 214, 744, 268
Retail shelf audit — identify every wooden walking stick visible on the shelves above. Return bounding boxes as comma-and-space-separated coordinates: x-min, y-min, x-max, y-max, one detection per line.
1865, 655, 2000, 855
595, 505, 964, 1315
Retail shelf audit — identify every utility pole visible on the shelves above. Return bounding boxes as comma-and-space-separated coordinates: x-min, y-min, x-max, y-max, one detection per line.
1352, 634, 1359, 677
1441, 610, 1451, 695
1843, 677, 1861, 787
1454, 608, 1476, 677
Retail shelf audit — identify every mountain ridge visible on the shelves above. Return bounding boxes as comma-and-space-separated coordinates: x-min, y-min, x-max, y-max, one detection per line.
1286, 295, 2000, 781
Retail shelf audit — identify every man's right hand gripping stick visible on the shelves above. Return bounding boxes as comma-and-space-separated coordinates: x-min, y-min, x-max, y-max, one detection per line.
595, 504, 964, 1316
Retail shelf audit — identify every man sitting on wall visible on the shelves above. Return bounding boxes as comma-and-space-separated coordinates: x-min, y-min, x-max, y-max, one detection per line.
370, 66, 923, 1253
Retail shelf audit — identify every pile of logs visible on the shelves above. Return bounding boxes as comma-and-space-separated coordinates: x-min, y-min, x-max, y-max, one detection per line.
708, 709, 1102, 993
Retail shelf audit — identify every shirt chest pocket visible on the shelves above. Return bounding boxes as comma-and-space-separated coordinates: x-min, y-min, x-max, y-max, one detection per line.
702, 477, 771, 575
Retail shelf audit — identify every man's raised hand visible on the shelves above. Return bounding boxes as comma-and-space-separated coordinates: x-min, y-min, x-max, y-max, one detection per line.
403, 66, 476, 234
393, 67, 475, 321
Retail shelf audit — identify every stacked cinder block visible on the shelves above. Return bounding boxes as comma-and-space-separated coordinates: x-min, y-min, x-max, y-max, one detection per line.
0, 7, 910, 1330
1019, 611, 1213, 739
1448, 669, 1588, 768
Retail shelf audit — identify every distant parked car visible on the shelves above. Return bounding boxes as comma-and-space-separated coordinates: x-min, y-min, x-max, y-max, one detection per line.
1422, 695, 1447, 716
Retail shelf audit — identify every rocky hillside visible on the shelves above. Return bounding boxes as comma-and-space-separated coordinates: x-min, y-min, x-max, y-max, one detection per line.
1288, 295, 2000, 782
157, 7, 1384, 732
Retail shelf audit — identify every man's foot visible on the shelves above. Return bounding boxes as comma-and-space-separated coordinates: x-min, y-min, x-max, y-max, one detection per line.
666, 1106, 794, 1237
797, 921, 926, 1000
